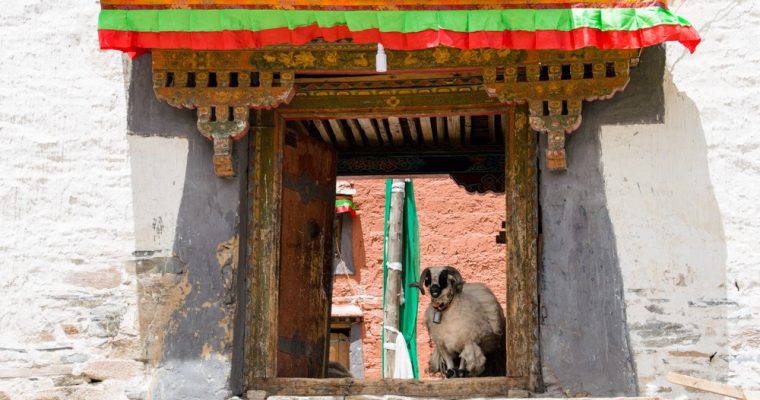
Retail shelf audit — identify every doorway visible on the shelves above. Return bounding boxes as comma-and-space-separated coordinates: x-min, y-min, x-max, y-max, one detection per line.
244, 105, 540, 396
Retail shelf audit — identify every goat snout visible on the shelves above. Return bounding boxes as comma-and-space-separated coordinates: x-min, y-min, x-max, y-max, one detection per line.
430, 284, 441, 298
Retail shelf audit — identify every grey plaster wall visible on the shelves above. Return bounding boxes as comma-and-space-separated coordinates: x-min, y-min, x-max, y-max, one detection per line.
128, 56, 248, 399
538, 45, 665, 396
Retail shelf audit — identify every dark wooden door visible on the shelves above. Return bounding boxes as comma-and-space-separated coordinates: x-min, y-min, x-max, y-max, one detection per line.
277, 129, 337, 378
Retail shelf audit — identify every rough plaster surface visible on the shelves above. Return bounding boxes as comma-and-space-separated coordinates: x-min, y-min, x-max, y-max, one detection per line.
0, 3, 243, 399
1, 0, 759, 399
599, 1, 760, 397
0, 1, 142, 399
128, 56, 247, 400
331, 177, 506, 379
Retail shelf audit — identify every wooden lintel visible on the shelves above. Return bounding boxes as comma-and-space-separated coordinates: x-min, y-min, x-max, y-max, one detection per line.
153, 47, 637, 73
248, 377, 529, 398
287, 90, 498, 112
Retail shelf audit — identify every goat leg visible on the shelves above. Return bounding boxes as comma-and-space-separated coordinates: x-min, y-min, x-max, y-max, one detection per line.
440, 350, 457, 379
460, 343, 487, 377
428, 348, 445, 376
456, 357, 469, 378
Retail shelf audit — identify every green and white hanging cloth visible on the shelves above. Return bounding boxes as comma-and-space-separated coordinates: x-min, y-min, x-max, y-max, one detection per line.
381, 179, 420, 379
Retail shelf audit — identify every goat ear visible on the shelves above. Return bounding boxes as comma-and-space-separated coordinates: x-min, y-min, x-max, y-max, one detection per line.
445, 267, 464, 292
410, 268, 431, 295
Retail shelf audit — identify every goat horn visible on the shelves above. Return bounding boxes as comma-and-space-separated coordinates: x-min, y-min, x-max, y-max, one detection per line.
409, 267, 431, 295
445, 266, 465, 292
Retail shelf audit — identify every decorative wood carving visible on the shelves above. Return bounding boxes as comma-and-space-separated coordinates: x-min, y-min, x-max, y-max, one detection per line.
483, 49, 637, 171
149, 46, 638, 175
152, 46, 634, 73
153, 50, 296, 176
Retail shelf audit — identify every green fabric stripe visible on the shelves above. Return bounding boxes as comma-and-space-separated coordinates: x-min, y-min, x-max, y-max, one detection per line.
99, 7, 693, 33
335, 199, 357, 211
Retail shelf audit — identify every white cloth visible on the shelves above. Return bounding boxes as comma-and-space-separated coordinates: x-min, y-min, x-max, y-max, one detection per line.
383, 326, 414, 379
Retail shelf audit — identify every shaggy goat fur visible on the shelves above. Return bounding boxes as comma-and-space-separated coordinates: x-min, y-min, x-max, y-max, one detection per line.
411, 266, 506, 378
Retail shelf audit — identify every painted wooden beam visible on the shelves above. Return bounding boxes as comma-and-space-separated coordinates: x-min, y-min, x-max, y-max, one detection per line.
314, 119, 333, 145
375, 118, 391, 146
357, 118, 380, 146
447, 115, 460, 144
405, 118, 419, 144
488, 114, 496, 144
436, 117, 445, 143
419, 117, 434, 145
464, 115, 472, 145
387, 117, 403, 146
329, 119, 350, 147
346, 119, 364, 146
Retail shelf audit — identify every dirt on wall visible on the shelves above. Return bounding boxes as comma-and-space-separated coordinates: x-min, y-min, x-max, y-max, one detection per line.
331, 176, 507, 379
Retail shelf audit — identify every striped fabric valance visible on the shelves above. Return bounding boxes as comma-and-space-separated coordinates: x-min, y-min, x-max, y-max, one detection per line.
98, 0, 699, 55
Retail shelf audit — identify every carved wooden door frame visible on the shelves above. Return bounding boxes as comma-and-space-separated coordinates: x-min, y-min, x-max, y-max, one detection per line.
243, 105, 540, 394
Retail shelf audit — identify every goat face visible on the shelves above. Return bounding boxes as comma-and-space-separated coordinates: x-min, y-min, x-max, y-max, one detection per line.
410, 266, 464, 309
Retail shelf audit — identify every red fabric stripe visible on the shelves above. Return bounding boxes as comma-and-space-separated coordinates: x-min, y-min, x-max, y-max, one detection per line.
99, 24, 700, 56
335, 205, 358, 217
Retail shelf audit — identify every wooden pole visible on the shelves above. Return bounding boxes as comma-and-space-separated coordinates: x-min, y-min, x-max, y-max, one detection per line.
383, 179, 405, 378
667, 372, 760, 400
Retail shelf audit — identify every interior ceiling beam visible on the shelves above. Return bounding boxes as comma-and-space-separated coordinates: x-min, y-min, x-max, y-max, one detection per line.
419, 117, 434, 145
150, 46, 638, 176
357, 118, 379, 146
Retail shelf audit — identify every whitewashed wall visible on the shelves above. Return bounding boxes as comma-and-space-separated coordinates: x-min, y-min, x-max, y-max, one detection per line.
601, 0, 760, 397
0, 0, 758, 399
0, 2, 188, 399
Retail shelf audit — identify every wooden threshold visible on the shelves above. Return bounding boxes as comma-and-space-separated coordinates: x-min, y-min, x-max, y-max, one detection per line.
248, 377, 529, 398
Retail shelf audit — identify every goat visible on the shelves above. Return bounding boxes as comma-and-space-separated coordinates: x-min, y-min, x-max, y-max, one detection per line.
410, 266, 506, 378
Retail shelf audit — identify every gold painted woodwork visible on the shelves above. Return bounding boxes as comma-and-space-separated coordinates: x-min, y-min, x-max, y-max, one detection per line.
149, 45, 638, 174
153, 46, 633, 73
153, 52, 297, 176
483, 49, 637, 171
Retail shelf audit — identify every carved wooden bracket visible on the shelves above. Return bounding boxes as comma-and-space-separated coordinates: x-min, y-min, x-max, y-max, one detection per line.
483, 49, 635, 171
152, 50, 296, 176
196, 106, 249, 177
